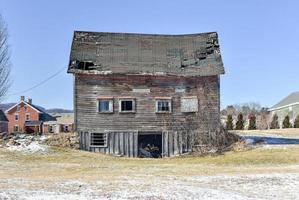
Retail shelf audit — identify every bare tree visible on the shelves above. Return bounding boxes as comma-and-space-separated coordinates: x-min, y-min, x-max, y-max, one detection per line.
0, 14, 11, 103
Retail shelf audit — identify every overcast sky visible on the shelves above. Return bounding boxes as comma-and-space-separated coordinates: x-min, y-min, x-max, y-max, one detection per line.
0, 0, 298, 109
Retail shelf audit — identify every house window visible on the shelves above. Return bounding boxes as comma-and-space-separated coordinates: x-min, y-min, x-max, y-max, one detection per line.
49, 125, 54, 133
25, 114, 30, 121
98, 99, 113, 113
156, 99, 172, 113
181, 97, 198, 112
17, 105, 21, 112
90, 132, 107, 147
14, 125, 19, 132
65, 125, 69, 132
15, 114, 19, 121
119, 99, 135, 113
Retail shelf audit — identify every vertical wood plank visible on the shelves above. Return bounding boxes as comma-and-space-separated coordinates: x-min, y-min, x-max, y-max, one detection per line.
178, 131, 183, 154
173, 131, 178, 155
129, 132, 134, 157
134, 132, 138, 157
119, 132, 124, 156
164, 131, 169, 157
169, 131, 174, 157
125, 133, 129, 156
114, 133, 120, 155
109, 132, 114, 154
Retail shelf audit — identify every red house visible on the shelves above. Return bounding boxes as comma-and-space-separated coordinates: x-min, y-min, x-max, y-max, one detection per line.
5, 96, 55, 134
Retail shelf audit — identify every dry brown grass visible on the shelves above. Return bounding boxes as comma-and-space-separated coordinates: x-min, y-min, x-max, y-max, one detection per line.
0, 145, 298, 182
231, 128, 299, 138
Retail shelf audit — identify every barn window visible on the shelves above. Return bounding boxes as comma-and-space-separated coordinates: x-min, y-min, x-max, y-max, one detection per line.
119, 99, 135, 113
98, 98, 113, 113
90, 132, 108, 147
15, 114, 19, 121
156, 99, 172, 113
181, 96, 198, 112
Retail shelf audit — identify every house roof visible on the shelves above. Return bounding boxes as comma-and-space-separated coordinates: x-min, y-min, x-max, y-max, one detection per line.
25, 121, 43, 126
0, 110, 8, 122
44, 113, 74, 125
5, 101, 56, 122
68, 31, 225, 77
270, 91, 299, 111
6, 100, 42, 114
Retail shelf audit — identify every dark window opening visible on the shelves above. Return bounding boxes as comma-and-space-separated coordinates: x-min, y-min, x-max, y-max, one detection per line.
71, 60, 95, 70
120, 100, 134, 112
138, 133, 162, 158
156, 100, 171, 113
90, 133, 107, 147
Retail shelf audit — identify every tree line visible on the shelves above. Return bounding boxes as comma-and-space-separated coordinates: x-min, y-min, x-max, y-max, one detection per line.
226, 113, 299, 130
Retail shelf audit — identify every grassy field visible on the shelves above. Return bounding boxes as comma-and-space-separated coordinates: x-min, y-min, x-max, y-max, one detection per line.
0, 145, 299, 199
231, 128, 299, 138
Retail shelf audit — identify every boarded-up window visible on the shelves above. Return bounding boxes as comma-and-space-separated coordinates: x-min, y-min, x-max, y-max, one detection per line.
90, 133, 107, 147
181, 97, 198, 112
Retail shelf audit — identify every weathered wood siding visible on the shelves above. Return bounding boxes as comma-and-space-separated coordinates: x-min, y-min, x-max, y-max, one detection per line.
76, 74, 220, 157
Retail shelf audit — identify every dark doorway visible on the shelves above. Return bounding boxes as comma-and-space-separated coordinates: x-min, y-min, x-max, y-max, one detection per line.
138, 132, 162, 158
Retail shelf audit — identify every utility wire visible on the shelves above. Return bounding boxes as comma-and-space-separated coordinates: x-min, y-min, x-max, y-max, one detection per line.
8, 66, 67, 96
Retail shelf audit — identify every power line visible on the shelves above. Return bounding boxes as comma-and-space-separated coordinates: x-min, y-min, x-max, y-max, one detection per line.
8, 66, 67, 96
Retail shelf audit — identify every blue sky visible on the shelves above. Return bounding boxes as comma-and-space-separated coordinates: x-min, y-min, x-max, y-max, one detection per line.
0, 0, 298, 109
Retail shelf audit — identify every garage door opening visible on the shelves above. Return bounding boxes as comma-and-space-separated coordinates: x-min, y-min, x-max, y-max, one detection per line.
138, 132, 162, 158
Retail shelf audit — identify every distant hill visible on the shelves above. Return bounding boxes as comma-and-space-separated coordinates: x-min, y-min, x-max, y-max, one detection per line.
0, 103, 73, 114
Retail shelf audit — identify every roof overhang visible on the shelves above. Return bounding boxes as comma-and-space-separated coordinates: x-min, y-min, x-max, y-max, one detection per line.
268, 102, 299, 111
5, 100, 42, 114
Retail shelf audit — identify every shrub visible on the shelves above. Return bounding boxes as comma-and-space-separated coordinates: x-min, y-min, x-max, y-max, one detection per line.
248, 114, 257, 130
294, 115, 299, 128
270, 114, 279, 129
235, 113, 244, 130
282, 115, 292, 128
226, 114, 234, 130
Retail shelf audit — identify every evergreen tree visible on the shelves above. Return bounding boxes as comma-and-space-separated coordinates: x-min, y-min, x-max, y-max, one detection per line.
294, 115, 299, 128
248, 114, 257, 130
226, 114, 234, 130
270, 114, 279, 129
282, 115, 292, 128
235, 113, 244, 130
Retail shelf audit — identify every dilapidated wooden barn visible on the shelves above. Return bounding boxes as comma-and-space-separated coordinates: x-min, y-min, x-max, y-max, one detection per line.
68, 31, 225, 157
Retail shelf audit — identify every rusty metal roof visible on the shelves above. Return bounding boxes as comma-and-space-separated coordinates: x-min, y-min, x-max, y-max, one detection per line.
68, 31, 225, 77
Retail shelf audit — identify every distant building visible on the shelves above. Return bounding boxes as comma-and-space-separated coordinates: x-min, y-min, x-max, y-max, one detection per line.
0, 110, 8, 133
43, 113, 74, 133
5, 96, 55, 134
269, 91, 299, 127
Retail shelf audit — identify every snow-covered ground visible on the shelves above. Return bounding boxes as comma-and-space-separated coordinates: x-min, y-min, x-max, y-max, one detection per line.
0, 173, 298, 200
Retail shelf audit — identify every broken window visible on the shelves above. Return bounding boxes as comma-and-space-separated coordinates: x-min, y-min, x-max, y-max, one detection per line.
70, 60, 95, 70
181, 97, 198, 112
98, 99, 113, 113
119, 99, 135, 113
90, 132, 107, 147
156, 99, 172, 113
